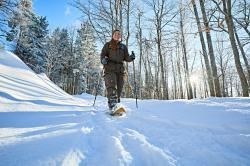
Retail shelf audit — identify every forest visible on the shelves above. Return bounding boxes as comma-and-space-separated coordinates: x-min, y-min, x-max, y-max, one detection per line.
0, 0, 249, 99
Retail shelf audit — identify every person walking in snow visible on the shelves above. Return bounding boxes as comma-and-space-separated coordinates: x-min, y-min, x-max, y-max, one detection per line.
100, 29, 135, 111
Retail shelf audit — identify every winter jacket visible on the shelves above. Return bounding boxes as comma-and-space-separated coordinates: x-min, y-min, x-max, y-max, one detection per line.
100, 41, 133, 74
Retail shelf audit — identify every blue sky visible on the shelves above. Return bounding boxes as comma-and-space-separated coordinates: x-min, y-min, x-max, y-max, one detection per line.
33, 0, 83, 31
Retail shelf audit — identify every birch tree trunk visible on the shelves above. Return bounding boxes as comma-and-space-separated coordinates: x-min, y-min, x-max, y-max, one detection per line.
180, 3, 193, 99
136, 9, 143, 99
176, 41, 184, 99
123, 0, 132, 98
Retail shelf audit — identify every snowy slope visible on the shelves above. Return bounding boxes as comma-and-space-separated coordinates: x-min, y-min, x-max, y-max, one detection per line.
0, 50, 90, 111
0, 50, 250, 166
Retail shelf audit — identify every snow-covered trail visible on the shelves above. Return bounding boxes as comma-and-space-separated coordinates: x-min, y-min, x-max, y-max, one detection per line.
1, 50, 250, 166
1, 96, 250, 166
0, 105, 176, 166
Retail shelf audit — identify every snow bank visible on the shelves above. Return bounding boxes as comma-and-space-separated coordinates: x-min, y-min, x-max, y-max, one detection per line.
0, 50, 90, 111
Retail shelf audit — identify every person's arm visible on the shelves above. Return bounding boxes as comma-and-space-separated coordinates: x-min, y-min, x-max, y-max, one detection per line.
100, 43, 109, 65
123, 45, 135, 62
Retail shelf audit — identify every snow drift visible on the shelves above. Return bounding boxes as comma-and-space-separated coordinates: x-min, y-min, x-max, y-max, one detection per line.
0, 50, 90, 111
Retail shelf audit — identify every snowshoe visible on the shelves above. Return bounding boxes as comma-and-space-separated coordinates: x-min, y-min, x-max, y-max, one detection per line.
110, 104, 126, 116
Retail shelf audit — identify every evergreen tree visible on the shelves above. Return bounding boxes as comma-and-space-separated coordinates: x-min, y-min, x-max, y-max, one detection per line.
47, 28, 72, 89
74, 21, 102, 95
74, 29, 87, 93
14, 0, 49, 73
45, 28, 62, 80
0, 0, 18, 45
16, 12, 49, 73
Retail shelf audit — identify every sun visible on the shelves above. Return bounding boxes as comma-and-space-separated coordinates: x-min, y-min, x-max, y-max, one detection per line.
190, 74, 200, 85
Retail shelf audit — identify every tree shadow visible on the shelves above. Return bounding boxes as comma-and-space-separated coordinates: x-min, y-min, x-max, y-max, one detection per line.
0, 111, 95, 165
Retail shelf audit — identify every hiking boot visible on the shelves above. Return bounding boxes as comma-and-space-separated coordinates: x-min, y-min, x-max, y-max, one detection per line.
108, 96, 117, 110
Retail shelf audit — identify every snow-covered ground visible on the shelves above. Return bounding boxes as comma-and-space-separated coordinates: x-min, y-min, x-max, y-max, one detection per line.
0, 50, 250, 166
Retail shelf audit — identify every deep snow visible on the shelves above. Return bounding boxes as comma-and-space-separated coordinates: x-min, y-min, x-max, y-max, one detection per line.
0, 50, 250, 166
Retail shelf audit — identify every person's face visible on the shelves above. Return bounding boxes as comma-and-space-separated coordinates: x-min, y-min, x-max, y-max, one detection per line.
112, 31, 121, 41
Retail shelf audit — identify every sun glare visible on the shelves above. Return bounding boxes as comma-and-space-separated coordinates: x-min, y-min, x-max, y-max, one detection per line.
190, 74, 200, 85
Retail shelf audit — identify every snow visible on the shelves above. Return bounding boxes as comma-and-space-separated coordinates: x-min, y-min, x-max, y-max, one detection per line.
0, 50, 250, 166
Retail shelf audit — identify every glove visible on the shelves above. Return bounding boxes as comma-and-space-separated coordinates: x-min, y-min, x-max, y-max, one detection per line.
130, 51, 135, 60
101, 57, 109, 65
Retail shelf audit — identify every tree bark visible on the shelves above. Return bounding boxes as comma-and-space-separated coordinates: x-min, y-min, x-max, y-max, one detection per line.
180, 3, 193, 99
192, 0, 215, 97
136, 10, 143, 99
234, 26, 250, 87
176, 40, 184, 99
199, 0, 221, 97
222, 0, 249, 96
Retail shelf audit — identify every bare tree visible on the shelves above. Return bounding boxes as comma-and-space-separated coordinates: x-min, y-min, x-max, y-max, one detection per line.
170, 50, 177, 99
215, 34, 231, 97
234, 26, 250, 86
179, 1, 193, 99
212, 0, 249, 97
144, 36, 156, 99
199, 51, 209, 98
176, 38, 184, 99
135, 9, 144, 99
191, 0, 216, 97
72, 0, 123, 44
145, 0, 178, 99
199, 0, 222, 97
232, 0, 250, 39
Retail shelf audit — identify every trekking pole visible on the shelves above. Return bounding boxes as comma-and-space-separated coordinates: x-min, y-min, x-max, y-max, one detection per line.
132, 51, 138, 109
93, 68, 104, 106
